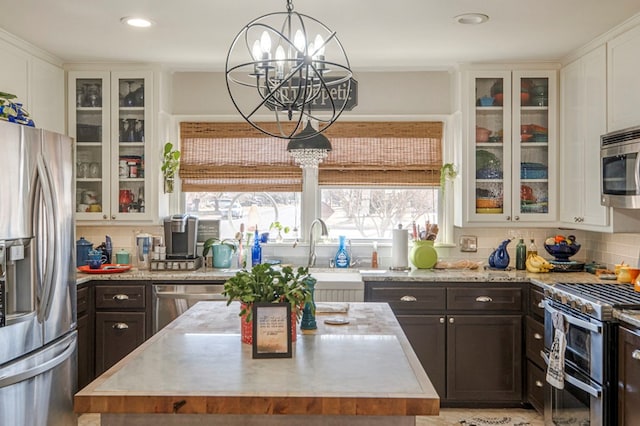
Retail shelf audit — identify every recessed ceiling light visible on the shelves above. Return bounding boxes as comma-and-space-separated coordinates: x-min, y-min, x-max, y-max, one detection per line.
120, 16, 154, 28
454, 13, 489, 25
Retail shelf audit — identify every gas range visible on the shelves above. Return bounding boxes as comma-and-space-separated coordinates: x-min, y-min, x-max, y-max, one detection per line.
542, 282, 640, 322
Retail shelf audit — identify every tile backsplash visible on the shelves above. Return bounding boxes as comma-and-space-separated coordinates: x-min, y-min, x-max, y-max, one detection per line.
75, 225, 640, 270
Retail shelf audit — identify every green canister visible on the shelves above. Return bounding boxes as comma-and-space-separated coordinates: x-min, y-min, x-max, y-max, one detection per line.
115, 249, 130, 265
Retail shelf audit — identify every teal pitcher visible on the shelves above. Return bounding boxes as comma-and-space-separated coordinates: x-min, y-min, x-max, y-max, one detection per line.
212, 244, 233, 268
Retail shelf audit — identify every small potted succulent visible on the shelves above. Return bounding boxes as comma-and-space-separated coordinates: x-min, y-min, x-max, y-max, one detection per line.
269, 221, 291, 242
223, 264, 315, 344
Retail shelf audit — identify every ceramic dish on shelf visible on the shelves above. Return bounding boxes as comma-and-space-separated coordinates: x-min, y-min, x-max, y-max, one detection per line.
476, 197, 502, 208
77, 264, 132, 274
476, 207, 503, 214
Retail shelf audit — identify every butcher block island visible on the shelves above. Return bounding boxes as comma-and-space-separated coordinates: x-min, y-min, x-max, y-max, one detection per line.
75, 302, 439, 425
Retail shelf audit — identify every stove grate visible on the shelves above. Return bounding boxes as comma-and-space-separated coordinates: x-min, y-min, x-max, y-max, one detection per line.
555, 282, 640, 308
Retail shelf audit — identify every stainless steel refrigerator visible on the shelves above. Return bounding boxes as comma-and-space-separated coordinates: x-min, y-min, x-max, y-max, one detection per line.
0, 120, 77, 425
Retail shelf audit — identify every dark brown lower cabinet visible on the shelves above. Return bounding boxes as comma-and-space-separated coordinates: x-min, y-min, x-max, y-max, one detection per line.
619, 325, 640, 425
92, 282, 150, 377
397, 314, 446, 397
446, 315, 522, 402
95, 311, 147, 375
76, 285, 94, 390
365, 281, 525, 405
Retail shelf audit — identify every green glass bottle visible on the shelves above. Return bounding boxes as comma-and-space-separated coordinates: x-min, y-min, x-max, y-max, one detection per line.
516, 238, 526, 270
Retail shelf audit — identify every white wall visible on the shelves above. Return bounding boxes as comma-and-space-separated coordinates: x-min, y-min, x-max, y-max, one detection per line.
171, 71, 453, 116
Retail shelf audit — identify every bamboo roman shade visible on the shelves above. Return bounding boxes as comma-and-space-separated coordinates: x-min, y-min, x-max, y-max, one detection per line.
179, 121, 443, 192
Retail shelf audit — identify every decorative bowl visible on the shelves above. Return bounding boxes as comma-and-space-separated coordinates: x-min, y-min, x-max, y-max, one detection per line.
544, 242, 581, 261
476, 126, 491, 142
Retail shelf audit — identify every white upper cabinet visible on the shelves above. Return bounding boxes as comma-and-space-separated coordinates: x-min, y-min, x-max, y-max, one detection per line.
608, 24, 640, 132
560, 45, 609, 229
459, 69, 557, 228
69, 70, 156, 224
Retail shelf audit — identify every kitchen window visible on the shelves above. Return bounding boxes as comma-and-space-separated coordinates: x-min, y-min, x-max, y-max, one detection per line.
180, 121, 443, 241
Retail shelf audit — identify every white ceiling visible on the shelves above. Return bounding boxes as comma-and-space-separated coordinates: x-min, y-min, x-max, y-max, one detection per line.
1, 0, 640, 71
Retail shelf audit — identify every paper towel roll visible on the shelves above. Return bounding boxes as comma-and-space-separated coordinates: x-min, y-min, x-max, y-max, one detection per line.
392, 228, 409, 268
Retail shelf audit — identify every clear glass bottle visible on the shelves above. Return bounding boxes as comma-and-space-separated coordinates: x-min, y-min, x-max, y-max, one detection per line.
515, 238, 526, 270
528, 239, 538, 257
335, 235, 350, 268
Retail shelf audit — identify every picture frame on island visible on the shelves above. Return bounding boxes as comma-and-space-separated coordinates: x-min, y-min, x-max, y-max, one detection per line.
252, 303, 293, 358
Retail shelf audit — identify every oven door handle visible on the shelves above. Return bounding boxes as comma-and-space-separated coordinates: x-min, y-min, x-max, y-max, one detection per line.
544, 300, 602, 333
541, 351, 602, 398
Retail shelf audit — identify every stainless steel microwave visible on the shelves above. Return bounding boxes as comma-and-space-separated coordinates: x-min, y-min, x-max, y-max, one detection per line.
601, 125, 640, 208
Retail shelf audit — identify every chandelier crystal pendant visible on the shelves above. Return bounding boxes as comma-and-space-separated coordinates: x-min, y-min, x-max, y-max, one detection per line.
225, 0, 352, 140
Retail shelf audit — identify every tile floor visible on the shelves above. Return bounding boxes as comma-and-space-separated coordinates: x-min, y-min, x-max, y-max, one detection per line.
79, 408, 543, 425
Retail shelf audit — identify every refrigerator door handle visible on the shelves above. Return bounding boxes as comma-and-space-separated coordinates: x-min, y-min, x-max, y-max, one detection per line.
0, 335, 75, 388
33, 157, 57, 323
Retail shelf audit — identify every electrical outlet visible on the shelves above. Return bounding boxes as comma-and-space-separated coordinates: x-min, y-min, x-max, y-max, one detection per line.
459, 235, 477, 252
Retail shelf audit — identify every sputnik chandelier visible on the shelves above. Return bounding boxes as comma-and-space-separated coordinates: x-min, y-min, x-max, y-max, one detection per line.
225, 0, 352, 142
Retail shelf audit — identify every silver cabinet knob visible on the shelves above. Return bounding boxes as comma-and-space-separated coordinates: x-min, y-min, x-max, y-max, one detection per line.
533, 333, 543, 340
439, 317, 445, 324
514, 216, 520, 221
111, 215, 116, 220
449, 317, 455, 324
475, 296, 493, 303
535, 380, 544, 388
103, 214, 108, 220
506, 216, 511, 221
113, 294, 130, 301
400, 295, 417, 302
112, 323, 129, 330
632, 350, 640, 360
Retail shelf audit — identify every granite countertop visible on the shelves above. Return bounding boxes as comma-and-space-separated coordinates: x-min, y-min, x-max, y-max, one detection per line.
74, 302, 440, 417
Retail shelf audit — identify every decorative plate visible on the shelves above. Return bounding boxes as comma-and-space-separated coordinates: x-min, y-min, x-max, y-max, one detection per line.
77, 264, 132, 274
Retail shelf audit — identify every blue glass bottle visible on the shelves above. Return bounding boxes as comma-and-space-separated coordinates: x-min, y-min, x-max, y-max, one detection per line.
334, 235, 350, 268
251, 229, 262, 266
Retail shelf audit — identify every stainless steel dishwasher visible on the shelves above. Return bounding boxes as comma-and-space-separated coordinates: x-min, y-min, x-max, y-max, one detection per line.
152, 283, 226, 333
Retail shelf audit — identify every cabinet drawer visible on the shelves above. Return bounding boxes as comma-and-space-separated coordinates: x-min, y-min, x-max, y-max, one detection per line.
526, 315, 545, 368
366, 285, 445, 313
526, 360, 545, 413
77, 286, 90, 316
447, 287, 522, 311
529, 286, 545, 320
95, 285, 146, 309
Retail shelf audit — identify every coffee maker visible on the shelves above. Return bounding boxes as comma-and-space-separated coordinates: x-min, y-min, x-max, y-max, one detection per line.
164, 214, 198, 259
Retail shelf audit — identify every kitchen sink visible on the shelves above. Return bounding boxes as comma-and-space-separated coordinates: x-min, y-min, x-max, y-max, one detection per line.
307, 269, 364, 302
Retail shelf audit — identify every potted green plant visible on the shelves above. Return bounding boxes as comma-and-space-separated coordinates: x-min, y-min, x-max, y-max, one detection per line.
223, 264, 315, 343
440, 163, 457, 194
269, 221, 291, 242
161, 142, 180, 193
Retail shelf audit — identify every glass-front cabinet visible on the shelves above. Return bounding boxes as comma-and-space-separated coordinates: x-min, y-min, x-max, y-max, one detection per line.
69, 70, 153, 222
465, 69, 557, 225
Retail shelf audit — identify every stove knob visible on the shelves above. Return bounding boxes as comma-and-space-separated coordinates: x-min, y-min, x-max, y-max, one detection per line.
570, 299, 577, 309
561, 295, 568, 304
544, 289, 552, 298
554, 293, 562, 302
584, 303, 594, 314
574, 300, 583, 311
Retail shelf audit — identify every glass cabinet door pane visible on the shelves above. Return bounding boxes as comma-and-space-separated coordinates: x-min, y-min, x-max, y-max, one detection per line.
116, 78, 146, 215
475, 77, 505, 215
75, 77, 106, 215
518, 76, 549, 215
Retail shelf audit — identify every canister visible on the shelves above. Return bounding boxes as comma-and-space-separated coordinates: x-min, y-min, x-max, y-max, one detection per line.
76, 237, 93, 267
115, 249, 130, 265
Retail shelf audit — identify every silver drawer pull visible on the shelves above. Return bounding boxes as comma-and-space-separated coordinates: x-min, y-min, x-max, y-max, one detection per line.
112, 323, 129, 330
475, 296, 493, 303
632, 350, 640, 360
535, 380, 544, 388
400, 295, 417, 302
537, 301, 545, 309
113, 294, 130, 301
534, 333, 543, 340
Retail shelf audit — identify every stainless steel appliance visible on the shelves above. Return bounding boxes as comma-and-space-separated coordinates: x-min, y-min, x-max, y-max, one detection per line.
541, 282, 640, 425
164, 214, 198, 259
601, 125, 640, 208
152, 284, 225, 333
0, 121, 76, 425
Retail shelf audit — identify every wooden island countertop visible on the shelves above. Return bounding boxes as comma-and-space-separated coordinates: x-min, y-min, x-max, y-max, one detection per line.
75, 302, 439, 425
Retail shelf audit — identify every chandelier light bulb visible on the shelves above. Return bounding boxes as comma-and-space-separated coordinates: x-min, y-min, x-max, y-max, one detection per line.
314, 34, 325, 56
251, 40, 262, 61
293, 29, 306, 53
260, 31, 272, 55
